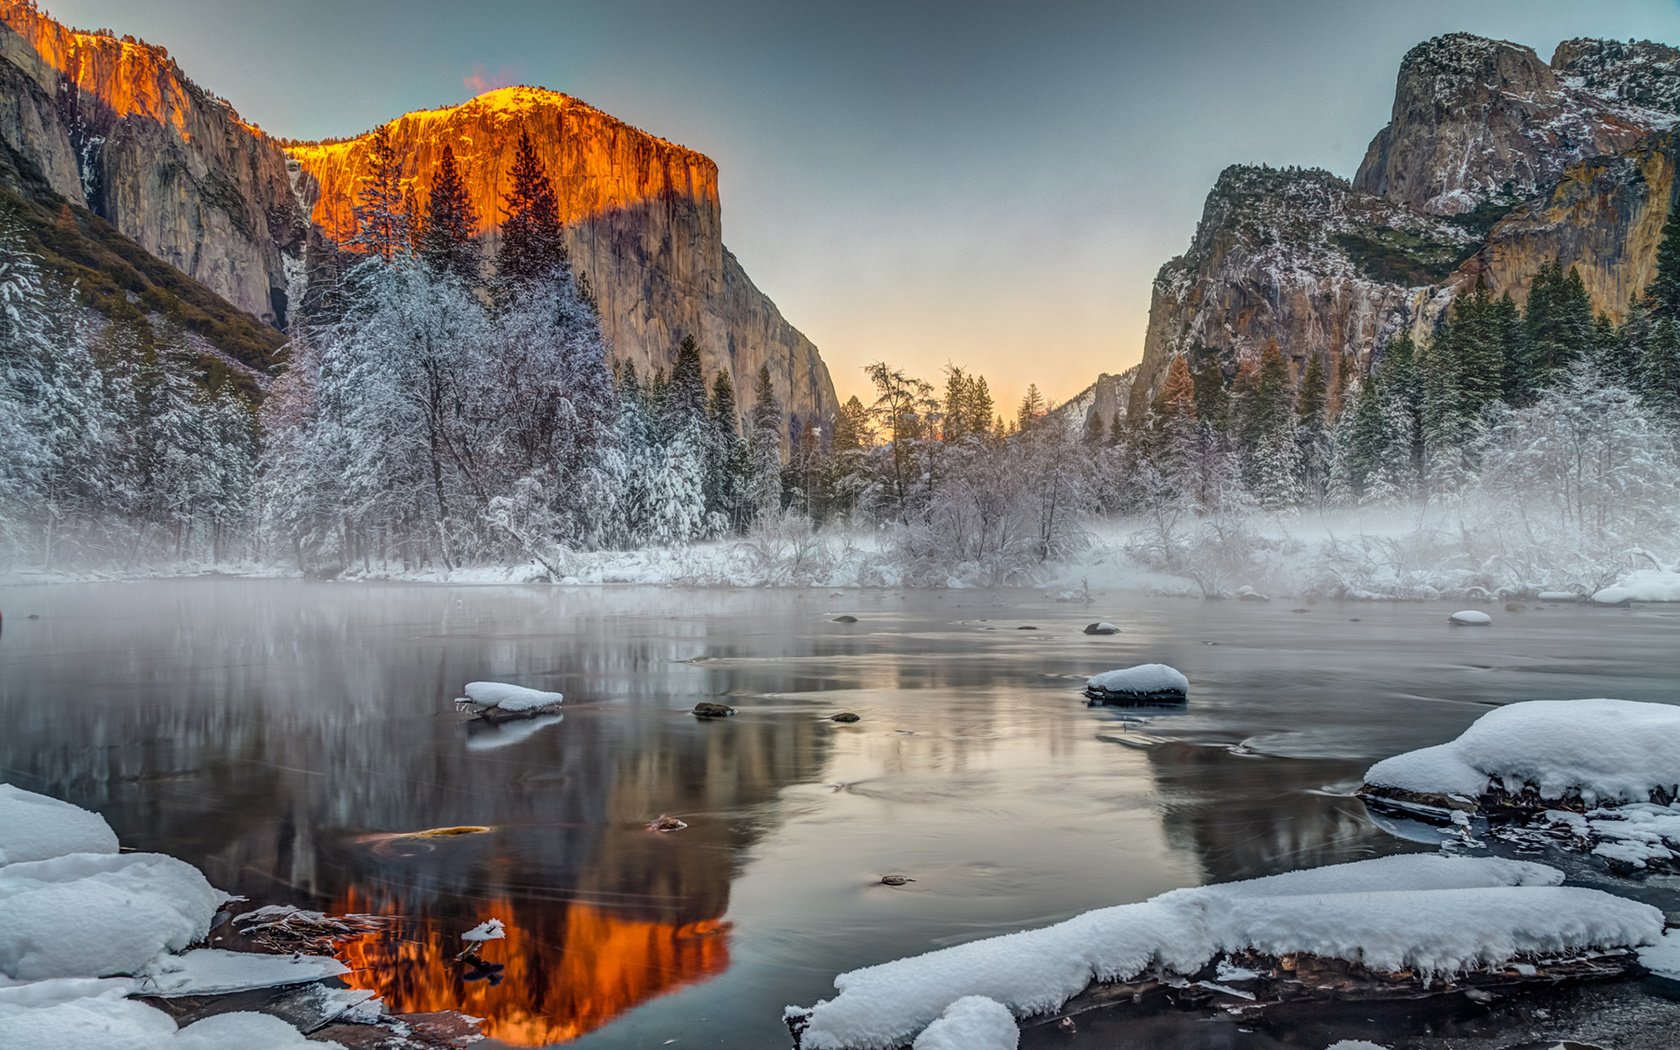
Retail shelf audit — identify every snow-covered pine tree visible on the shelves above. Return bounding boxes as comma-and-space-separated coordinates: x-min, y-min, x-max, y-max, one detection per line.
743, 365, 783, 527
1235, 342, 1301, 509
705, 369, 744, 531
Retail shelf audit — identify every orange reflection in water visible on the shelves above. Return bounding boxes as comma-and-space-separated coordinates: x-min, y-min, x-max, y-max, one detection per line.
332, 889, 730, 1046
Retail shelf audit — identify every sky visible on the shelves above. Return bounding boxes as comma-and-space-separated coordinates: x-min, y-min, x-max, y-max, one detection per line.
38, 0, 1680, 409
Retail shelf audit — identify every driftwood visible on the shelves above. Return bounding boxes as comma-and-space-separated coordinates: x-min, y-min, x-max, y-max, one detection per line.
1359, 780, 1680, 874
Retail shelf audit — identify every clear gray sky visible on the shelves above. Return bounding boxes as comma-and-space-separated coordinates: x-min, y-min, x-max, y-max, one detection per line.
39, 0, 1680, 407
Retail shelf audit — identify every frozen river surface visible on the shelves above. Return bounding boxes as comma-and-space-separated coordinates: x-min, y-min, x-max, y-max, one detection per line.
1, 581, 1676, 1048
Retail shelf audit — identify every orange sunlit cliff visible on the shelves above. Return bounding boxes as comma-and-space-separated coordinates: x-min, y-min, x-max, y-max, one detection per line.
332, 889, 730, 1046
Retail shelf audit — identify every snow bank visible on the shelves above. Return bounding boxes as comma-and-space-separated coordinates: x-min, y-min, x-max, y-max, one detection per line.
0, 784, 119, 864
1084, 664, 1189, 701
0, 852, 222, 979
459, 681, 563, 712
787, 856, 1643, 1050
137, 948, 347, 996
0, 785, 350, 1050
1593, 567, 1680, 604
1640, 928, 1680, 980
1364, 699, 1680, 806
909, 996, 1018, 1050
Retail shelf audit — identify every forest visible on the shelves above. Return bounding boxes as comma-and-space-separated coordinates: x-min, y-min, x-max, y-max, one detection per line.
1, 125, 1678, 592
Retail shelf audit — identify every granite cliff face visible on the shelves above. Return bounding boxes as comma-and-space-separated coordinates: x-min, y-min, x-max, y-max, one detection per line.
1352, 33, 1672, 216
1097, 33, 1680, 431
1123, 164, 1473, 417
0, 4, 836, 424
286, 86, 836, 425
0, 0, 305, 325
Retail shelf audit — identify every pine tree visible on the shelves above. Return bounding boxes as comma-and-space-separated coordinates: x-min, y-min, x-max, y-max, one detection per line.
744, 365, 783, 524
1518, 262, 1593, 398
1295, 352, 1331, 503
1644, 315, 1680, 423
418, 144, 480, 285
348, 124, 410, 262
1649, 188, 1680, 321
1236, 342, 1302, 508
706, 369, 745, 529
1017, 383, 1046, 430
668, 334, 708, 423
1081, 405, 1105, 446
495, 131, 568, 288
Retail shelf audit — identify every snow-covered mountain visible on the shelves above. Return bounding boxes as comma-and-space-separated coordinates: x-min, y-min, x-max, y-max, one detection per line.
1103, 33, 1680, 426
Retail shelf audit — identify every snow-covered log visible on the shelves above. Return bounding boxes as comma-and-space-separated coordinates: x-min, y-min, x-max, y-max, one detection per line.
784, 856, 1657, 1050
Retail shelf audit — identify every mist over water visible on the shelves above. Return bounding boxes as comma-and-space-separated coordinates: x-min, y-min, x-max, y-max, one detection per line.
1, 580, 1677, 1047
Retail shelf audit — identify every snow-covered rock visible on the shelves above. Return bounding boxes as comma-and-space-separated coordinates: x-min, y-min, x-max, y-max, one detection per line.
0, 852, 222, 979
909, 996, 1018, 1050
1447, 609, 1490, 626
462, 918, 506, 943
1082, 621, 1120, 635
786, 855, 1650, 1050
457, 681, 564, 713
1363, 699, 1680, 806
0, 784, 119, 865
1084, 663, 1189, 702
1592, 567, 1680, 604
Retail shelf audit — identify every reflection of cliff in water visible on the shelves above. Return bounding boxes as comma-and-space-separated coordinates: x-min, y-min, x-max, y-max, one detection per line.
0, 582, 833, 1043
1139, 739, 1406, 884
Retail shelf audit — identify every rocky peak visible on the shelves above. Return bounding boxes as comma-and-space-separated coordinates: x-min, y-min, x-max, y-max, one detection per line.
286, 86, 834, 425
0, 0, 306, 325
1552, 38, 1680, 116
1353, 33, 1668, 215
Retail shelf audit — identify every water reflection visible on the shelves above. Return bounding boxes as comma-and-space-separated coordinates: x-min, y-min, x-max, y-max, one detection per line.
332, 888, 729, 1045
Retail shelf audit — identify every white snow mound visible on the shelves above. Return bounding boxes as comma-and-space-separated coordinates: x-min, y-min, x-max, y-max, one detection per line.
459, 681, 564, 711
1364, 699, 1680, 805
1640, 927, 1680, 980
788, 855, 1631, 1050
1084, 663, 1189, 698
0, 784, 119, 865
0, 852, 223, 979
462, 918, 506, 943
909, 996, 1018, 1050
1448, 610, 1490, 625
1593, 567, 1680, 604
137, 948, 348, 997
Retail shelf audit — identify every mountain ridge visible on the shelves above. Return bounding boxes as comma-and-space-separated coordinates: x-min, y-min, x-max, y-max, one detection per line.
0, 1, 837, 424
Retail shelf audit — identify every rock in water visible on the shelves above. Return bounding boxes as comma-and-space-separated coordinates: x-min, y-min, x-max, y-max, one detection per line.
831, 712, 861, 723
833, 615, 859, 623
1449, 610, 1492, 626
1084, 664, 1190, 704
692, 702, 736, 718
1082, 622, 1120, 635
878, 874, 914, 887
647, 815, 688, 833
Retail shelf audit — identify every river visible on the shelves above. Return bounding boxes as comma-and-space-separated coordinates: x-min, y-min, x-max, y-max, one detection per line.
1, 580, 1675, 1048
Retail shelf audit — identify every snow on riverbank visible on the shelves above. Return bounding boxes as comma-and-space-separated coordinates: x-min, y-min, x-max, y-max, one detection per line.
1363, 699, 1680, 806
0, 785, 357, 1047
5, 507, 1677, 602
786, 855, 1661, 1050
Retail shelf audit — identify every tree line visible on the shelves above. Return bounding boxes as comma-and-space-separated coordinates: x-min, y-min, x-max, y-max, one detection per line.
3, 125, 1678, 578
